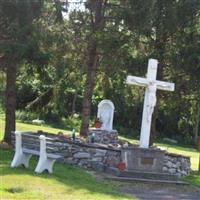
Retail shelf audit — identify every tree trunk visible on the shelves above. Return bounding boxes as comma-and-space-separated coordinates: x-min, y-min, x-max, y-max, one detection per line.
80, 0, 104, 136
194, 103, 200, 144
71, 93, 77, 115
80, 41, 98, 136
4, 62, 17, 144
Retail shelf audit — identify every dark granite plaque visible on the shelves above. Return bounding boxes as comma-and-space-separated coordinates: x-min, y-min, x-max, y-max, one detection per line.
141, 157, 154, 165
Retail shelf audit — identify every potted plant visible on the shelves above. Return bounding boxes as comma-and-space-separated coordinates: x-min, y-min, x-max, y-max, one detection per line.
94, 118, 102, 128
117, 162, 126, 171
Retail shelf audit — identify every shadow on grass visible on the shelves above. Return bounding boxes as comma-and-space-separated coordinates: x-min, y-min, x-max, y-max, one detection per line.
0, 148, 129, 199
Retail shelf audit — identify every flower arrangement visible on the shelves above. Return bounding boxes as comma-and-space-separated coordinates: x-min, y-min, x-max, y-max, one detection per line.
94, 118, 102, 128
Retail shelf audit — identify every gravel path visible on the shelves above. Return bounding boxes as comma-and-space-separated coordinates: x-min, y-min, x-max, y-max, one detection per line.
92, 171, 200, 200
120, 184, 200, 200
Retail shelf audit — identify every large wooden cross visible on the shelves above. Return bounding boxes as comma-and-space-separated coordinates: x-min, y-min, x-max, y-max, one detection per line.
126, 59, 175, 148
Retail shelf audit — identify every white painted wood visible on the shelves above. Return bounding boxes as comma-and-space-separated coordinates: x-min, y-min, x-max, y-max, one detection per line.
11, 132, 60, 174
11, 131, 32, 168
126, 58, 175, 148
35, 135, 57, 174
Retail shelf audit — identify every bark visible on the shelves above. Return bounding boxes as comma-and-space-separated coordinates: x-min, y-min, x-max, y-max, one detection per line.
194, 103, 200, 144
199, 153, 200, 172
4, 62, 17, 144
80, 0, 104, 137
71, 93, 77, 115
80, 41, 98, 136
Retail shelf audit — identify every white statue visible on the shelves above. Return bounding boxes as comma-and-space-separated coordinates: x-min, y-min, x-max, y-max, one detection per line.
97, 100, 114, 131
147, 81, 157, 122
126, 58, 175, 148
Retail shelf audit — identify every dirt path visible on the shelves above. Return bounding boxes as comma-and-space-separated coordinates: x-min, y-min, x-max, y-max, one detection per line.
120, 183, 200, 200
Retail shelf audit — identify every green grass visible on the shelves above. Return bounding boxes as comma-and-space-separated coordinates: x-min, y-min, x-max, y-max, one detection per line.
1, 119, 200, 193
0, 119, 71, 141
184, 172, 200, 187
0, 119, 133, 199
0, 149, 133, 200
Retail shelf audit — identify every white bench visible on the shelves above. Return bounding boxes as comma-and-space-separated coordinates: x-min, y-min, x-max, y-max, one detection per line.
11, 131, 62, 173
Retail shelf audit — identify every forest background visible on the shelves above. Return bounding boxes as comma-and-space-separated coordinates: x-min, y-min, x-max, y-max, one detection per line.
0, 0, 200, 146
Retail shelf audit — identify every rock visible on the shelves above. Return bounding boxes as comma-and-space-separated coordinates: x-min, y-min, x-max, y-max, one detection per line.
0, 141, 11, 149
180, 170, 187, 176
166, 161, 173, 168
105, 156, 120, 167
91, 162, 105, 172
87, 129, 118, 145
91, 157, 102, 162
74, 152, 91, 159
163, 166, 168, 172
78, 159, 89, 167
32, 119, 45, 125
169, 168, 176, 174
65, 158, 77, 165
95, 149, 107, 155
163, 138, 178, 144
176, 162, 181, 168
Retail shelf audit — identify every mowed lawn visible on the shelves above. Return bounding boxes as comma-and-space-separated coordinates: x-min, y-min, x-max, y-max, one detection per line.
0, 119, 71, 138
0, 119, 133, 200
1, 119, 200, 200
0, 149, 133, 200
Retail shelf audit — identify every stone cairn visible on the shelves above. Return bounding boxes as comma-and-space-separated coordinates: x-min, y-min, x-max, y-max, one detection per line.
87, 129, 118, 145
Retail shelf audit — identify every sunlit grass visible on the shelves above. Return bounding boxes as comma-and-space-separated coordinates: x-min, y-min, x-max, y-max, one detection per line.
0, 119, 71, 141
0, 149, 133, 200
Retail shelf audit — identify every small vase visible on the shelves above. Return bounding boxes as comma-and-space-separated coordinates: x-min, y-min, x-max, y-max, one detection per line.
94, 122, 102, 128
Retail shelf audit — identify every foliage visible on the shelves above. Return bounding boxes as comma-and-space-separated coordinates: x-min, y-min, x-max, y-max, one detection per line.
16, 110, 39, 123
0, 0, 200, 144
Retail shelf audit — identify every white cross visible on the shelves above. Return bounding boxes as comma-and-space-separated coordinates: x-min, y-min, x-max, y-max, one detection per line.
126, 58, 175, 148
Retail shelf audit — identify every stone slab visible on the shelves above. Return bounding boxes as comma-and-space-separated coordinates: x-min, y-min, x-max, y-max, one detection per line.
121, 147, 165, 172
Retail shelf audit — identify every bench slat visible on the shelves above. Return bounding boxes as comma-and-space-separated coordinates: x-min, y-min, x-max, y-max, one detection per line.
23, 148, 61, 159
23, 148, 40, 155
46, 154, 62, 159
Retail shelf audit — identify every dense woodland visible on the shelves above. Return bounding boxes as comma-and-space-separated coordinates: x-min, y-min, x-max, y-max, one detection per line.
0, 0, 200, 145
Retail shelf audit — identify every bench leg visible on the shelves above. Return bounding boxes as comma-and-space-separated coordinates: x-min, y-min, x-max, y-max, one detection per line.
35, 158, 56, 174
11, 153, 32, 168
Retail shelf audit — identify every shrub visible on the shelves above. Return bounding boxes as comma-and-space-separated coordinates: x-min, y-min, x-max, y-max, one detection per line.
16, 110, 39, 122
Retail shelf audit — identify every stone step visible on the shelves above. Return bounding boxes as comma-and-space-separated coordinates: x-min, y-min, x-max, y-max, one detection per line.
119, 170, 178, 181
104, 175, 188, 185
105, 167, 179, 181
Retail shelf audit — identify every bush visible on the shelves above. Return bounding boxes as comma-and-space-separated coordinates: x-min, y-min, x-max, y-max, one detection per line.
65, 115, 81, 131
16, 110, 39, 122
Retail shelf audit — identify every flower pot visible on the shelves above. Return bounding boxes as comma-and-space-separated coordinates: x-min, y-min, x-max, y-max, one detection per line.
117, 162, 126, 171
94, 122, 102, 128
